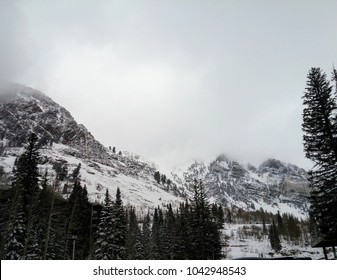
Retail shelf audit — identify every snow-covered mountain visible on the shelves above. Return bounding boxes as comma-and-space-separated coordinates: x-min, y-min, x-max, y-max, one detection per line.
0, 84, 310, 219
0, 84, 187, 212
172, 155, 309, 219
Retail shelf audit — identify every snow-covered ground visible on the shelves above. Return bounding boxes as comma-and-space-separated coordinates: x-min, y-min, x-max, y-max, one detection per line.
223, 223, 329, 260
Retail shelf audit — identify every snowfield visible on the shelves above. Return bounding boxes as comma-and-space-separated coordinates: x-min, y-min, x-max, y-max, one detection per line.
223, 223, 326, 259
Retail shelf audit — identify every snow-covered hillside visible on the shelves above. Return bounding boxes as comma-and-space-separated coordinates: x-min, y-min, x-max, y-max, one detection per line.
223, 223, 327, 259
0, 84, 310, 219
0, 84, 189, 210
1, 143, 185, 211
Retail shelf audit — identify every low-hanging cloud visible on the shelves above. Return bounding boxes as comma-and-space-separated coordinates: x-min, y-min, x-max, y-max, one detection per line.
0, 1, 28, 83
2, 0, 337, 172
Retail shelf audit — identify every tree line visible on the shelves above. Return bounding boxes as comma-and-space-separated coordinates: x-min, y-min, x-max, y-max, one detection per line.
0, 134, 224, 259
225, 207, 308, 253
96, 180, 225, 260
0, 131, 315, 259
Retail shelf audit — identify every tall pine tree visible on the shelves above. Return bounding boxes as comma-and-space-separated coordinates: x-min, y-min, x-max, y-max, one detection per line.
269, 220, 282, 253
125, 207, 143, 259
6, 133, 41, 259
94, 189, 114, 260
4, 190, 26, 259
302, 67, 337, 239
189, 179, 222, 259
63, 181, 91, 259
111, 187, 126, 259
141, 212, 151, 259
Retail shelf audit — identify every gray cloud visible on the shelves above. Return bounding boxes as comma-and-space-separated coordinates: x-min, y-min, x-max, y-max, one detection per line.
0, 1, 29, 83
2, 0, 337, 172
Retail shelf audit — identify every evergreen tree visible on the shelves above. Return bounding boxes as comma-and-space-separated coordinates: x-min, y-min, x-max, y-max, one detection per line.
25, 226, 40, 260
33, 176, 64, 260
77, 186, 91, 258
276, 211, 285, 236
56, 163, 68, 181
189, 179, 222, 259
8, 133, 41, 258
302, 67, 337, 166
175, 201, 192, 259
302, 67, 337, 238
154, 171, 161, 184
161, 174, 167, 185
111, 187, 126, 259
71, 163, 81, 182
13, 133, 40, 213
269, 220, 282, 253
150, 207, 163, 259
211, 204, 225, 229
63, 181, 91, 259
166, 179, 171, 190
24, 171, 49, 260
163, 204, 177, 259
39, 176, 58, 260
190, 179, 208, 258
141, 212, 151, 259
4, 191, 26, 259
94, 189, 114, 259
125, 207, 143, 259
287, 215, 301, 244
226, 208, 232, 224
309, 210, 320, 242
262, 216, 267, 235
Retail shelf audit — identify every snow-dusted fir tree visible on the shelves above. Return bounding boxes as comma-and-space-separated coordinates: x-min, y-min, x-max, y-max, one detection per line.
276, 211, 285, 236
5, 191, 26, 260
111, 187, 126, 259
125, 207, 143, 259
25, 227, 41, 260
175, 202, 192, 259
63, 181, 91, 259
13, 133, 40, 215
141, 213, 151, 259
189, 179, 222, 259
302, 67, 337, 239
150, 207, 164, 259
164, 204, 177, 260
94, 189, 114, 260
269, 220, 282, 253
6, 133, 41, 259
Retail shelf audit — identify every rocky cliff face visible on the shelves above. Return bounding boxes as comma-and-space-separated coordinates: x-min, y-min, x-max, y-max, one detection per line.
172, 155, 310, 219
0, 84, 109, 165
0, 84, 186, 210
0, 84, 310, 218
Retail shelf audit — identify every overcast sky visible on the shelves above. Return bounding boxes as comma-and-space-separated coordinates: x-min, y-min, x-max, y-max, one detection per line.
1, 0, 337, 172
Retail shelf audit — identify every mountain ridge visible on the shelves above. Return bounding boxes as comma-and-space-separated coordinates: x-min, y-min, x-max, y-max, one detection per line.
0, 84, 310, 218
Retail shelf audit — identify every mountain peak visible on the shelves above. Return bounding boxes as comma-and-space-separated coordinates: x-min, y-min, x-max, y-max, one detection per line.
0, 84, 185, 208
215, 153, 231, 163
0, 84, 110, 165
0, 83, 49, 104
0, 84, 310, 219
259, 158, 287, 173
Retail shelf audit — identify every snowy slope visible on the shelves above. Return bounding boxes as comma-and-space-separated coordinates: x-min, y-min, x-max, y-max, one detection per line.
0, 84, 310, 219
0, 84, 187, 210
223, 223, 325, 259
1, 143, 183, 211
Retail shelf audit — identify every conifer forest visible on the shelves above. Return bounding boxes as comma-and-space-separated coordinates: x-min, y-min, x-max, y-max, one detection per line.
0, 133, 310, 260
